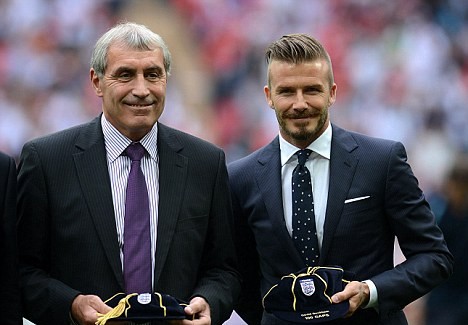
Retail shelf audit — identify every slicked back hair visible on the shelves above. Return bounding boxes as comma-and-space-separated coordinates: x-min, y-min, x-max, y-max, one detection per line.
265, 33, 334, 88
91, 22, 172, 78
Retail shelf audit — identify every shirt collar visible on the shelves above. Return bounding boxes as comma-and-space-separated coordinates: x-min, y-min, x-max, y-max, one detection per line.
101, 114, 158, 162
279, 123, 332, 167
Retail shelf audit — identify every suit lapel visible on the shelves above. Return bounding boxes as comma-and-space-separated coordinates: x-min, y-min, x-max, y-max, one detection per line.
73, 117, 124, 288
321, 125, 359, 262
256, 138, 304, 266
153, 124, 187, 284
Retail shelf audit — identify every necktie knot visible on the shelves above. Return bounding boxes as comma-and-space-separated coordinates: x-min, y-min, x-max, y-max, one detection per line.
126, 142, 145, 161
295, 149, 312, 167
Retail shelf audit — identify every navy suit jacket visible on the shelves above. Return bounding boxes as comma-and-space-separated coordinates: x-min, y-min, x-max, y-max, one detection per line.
17, 116, 241, 325
228, 124, 453, 325
0, 152, 21, 325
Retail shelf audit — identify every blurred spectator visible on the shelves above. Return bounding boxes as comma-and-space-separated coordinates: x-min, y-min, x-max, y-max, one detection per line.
425, 155, 468, 325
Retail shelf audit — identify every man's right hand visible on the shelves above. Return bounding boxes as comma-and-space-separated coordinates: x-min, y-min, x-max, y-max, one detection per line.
70, 294, 112, 325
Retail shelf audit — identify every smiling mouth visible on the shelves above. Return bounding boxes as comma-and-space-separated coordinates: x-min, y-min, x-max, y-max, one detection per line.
290, 114, 315, 120
126, 103, 153, 108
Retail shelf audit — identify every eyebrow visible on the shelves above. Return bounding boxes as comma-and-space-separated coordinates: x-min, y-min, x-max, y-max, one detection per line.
111, 65, 165, 75
275, 83, 325, 92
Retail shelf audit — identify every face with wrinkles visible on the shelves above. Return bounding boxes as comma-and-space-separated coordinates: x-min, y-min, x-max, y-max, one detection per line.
264, 59, 337, 148
90, 42, 167, 141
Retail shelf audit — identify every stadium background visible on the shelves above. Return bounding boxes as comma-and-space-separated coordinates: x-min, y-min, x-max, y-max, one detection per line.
1, 0, 466, 324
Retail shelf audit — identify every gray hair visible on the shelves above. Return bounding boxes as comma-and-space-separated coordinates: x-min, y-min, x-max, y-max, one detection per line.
90, 22, 172, 78
265, 33, 334, 87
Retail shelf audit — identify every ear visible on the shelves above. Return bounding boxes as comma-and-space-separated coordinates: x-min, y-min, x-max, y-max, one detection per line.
328, 83, 337, 107
264, 85, 273, 108
90, 69, 103, 97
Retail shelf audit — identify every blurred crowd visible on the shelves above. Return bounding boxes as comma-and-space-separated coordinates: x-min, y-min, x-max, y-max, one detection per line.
171, 0, 468, 193
1, 0, 467, 324
2, 0, 467, 192
0, 0, 122, 156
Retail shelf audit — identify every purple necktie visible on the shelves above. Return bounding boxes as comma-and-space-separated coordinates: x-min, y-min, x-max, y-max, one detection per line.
124, 142, 152, 293
292, 149, 320, 266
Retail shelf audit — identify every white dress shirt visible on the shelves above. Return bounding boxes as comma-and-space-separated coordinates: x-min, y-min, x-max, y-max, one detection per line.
280, 124, 331, 249
101, 115, 159, 289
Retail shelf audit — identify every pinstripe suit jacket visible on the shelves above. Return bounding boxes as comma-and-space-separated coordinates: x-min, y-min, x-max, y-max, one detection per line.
17, 116, 240, 325
228, 124, 453, 325
0, 152, 21, 325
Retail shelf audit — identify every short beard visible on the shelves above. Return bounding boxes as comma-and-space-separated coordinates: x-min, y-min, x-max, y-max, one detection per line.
277, 108, 328, 144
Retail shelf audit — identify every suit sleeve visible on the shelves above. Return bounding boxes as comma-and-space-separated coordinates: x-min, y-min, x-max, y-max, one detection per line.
231, 184, 264, 324
0, 153, 22, 325
190, 149, 242, 324
371, 141, 453, 316
227, 160, 264, 325
17, 142, 80, 324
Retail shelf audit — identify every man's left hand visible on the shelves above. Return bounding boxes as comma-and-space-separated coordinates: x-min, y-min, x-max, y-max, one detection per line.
331, 281, 370, 317
168, 296, 211, 325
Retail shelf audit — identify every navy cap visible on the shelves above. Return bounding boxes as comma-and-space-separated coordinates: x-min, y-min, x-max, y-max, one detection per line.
96, 292, 192, 324
263, 266, 351, 323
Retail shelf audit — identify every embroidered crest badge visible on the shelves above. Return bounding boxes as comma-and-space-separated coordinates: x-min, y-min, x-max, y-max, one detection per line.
299, 278, 316, 296
137, 293, 152, 305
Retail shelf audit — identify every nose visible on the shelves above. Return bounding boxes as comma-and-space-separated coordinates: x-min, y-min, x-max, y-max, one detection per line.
292, 91, 307, 110
132, 74, 150, 98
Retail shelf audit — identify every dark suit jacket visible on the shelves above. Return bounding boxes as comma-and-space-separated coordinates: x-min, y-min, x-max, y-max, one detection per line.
0, 152, 22, 325
228, 124, 453, 325
17, 116, 241, 325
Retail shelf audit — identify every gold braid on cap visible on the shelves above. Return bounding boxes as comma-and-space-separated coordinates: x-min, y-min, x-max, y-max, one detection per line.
96, 293, 137, 325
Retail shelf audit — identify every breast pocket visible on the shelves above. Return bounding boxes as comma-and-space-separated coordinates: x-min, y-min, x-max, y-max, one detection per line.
339, 196, 384, 233
175, 214, 208, 233
343, 196, 375, 214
